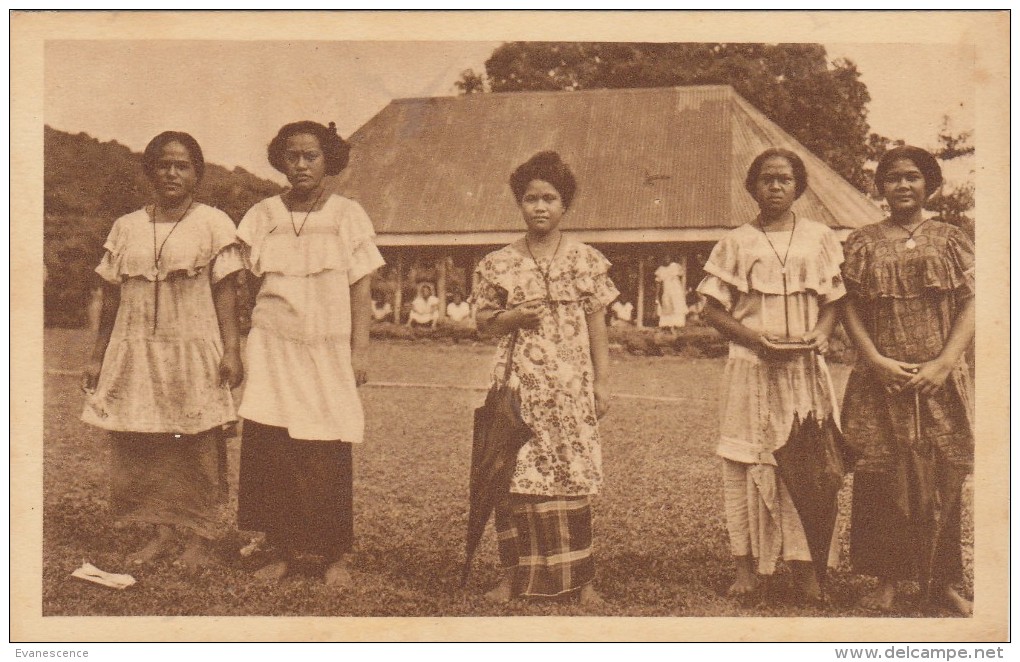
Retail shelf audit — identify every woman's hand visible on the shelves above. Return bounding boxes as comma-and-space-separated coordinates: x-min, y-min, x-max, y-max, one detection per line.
905, 357, 954, 396
504, 300, 546, 331
351, 349, 369, 387
593, 380, 611, 419
868, 354, 918, 393
82, 359, 103, 394
219, 348, 244, 389
801, 328, 830, 355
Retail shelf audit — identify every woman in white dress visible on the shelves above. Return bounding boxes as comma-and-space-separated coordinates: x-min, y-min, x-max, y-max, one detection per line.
655, 256, 688, 328
697, 148, 845, 602
407, 282, 440, 327
82, 131, 243, 570
236, 121, 384, 585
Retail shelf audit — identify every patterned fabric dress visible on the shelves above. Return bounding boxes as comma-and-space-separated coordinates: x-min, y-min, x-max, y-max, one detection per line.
81, 204, 242, 538
471, 240, 619, 596
696, 219, 845, 574
235, 194, 384, 559
841, 220, 974, 583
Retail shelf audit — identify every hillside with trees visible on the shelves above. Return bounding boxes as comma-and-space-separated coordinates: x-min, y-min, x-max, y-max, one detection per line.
43, 126, 282, 327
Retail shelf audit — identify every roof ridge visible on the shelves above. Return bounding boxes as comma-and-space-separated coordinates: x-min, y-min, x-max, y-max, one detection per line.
388, 84, 736, 105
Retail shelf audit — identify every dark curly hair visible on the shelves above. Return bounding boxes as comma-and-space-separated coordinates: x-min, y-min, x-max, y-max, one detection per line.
142, 131, 205, 181
744, 148, 808, 200
874, 145, 943, 198
267, 121, 350, 176
509, 151, 577, 209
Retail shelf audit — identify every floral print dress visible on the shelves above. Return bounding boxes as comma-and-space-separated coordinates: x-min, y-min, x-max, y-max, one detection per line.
472, 240, 619, 497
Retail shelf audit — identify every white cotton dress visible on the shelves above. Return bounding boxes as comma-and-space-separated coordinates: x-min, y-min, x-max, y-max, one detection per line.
81, 204, 242, 434
236, 194, 385, 442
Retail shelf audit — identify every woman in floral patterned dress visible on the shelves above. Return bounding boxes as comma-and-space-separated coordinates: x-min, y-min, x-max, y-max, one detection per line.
472, 151, 618, 603
842, 146, 974, 614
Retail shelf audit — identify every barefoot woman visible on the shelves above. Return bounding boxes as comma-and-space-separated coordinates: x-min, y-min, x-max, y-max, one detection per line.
842, 146, 975, 614
697, 148, 846, 601
82, 131, 244, 569
236, 121, 384, 585
472, 152, 617, 603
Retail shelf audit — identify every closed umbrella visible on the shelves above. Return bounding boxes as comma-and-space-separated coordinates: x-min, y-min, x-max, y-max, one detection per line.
460, 332, 532, 587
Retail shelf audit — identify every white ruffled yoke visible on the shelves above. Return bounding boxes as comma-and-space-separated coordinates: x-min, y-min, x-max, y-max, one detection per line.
81, 204, 242, 434
697, 219, 846, 464
236, 194, 384, 442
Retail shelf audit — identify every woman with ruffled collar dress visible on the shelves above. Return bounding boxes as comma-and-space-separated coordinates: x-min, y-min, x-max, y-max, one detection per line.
235, 121, 384, 586
697, 148, 846, 603
841, 146, 974, 615
81, 131, 244, 570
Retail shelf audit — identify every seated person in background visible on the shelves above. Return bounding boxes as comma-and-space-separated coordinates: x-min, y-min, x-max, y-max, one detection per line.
610, 299, 634, 326
446, 290, 473, 326
371, 297, 393, 323
407, 282, 440, 328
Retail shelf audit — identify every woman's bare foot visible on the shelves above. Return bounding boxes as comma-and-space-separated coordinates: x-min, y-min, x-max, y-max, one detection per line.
860, 579, 896, 612
175, 535, 218, 571
791, 561, 822, 602
324, 557, 352, 588
937, 584, 973, 616
727, 555, 759, 597
127, 525, 174, 566
579, 584, 606, 606
253, 560, 289, 582
483, 575, 514, 602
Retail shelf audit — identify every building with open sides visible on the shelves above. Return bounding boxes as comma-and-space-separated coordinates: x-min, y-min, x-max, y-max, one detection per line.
329, 85, 883, 326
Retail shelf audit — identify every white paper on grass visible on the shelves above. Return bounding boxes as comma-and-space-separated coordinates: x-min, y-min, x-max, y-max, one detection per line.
71, 561, 136, 589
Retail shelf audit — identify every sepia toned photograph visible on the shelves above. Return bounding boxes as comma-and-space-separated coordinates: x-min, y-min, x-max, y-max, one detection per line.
11, 10, 1009, 643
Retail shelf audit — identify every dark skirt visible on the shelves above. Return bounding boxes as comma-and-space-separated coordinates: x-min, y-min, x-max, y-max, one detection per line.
495, 494, 595, 598
850, 467, 965, 585
237, 420, 353, 559
110, 428, 226, 539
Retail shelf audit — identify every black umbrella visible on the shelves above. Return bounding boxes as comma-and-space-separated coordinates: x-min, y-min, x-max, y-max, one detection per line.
460, 332, 532, 587
898, 392, 965, 603
773, 411, 852, 586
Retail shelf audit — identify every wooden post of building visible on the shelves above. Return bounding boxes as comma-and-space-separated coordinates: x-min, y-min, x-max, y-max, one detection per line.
636, 254, 646, 328
436, 254, 448, 320
393, 250, 404, 324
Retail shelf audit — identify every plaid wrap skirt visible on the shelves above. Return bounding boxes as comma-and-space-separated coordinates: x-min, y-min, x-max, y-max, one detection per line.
495, 494, 595, 598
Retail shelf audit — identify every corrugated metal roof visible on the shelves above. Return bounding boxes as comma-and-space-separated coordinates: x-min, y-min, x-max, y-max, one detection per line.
332, 85, 883, 239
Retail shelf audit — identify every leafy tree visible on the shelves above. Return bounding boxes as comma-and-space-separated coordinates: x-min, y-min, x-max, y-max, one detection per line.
461, 42, 874, 191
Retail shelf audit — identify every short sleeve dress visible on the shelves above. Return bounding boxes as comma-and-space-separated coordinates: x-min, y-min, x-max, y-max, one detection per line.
81, 203, 243, 538
841, 219, 974, 583
696, 218, 846, 574
470, 239, 618, 598
236, 194, 385, 442
235, 193, 385, 561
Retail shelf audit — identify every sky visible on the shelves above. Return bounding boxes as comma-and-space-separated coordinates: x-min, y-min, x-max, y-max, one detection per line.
45, 40, 975, 186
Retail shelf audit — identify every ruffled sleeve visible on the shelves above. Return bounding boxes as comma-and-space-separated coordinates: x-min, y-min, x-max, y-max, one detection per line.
947, 226, 975, 297
340, 198, 386, 284
841, 226, 872, 297
696, 229, 745, 311
94, 215, 128, 284
574, 244, 620, 315
470, 253, 508, 314
236, 199, 271, 275
207, 211, 243, 284
814, 224, 847, 304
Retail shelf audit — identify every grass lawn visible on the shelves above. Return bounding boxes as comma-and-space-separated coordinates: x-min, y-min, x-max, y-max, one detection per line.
41, 328, 972, 618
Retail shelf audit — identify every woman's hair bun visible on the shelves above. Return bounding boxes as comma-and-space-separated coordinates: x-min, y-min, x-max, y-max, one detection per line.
328, 121, 337, 134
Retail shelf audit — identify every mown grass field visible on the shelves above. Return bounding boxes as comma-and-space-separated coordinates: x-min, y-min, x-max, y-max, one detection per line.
41, 328, 972, 618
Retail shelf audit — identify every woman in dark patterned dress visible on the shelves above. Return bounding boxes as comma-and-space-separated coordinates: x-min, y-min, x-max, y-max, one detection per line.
841, 146, 975, 615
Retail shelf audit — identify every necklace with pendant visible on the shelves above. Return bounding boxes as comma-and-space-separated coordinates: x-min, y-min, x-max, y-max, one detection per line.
898, 218, 930, 249
287, 188, 324, 237
150, 200, 195, 334
758, 213, 797, 339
